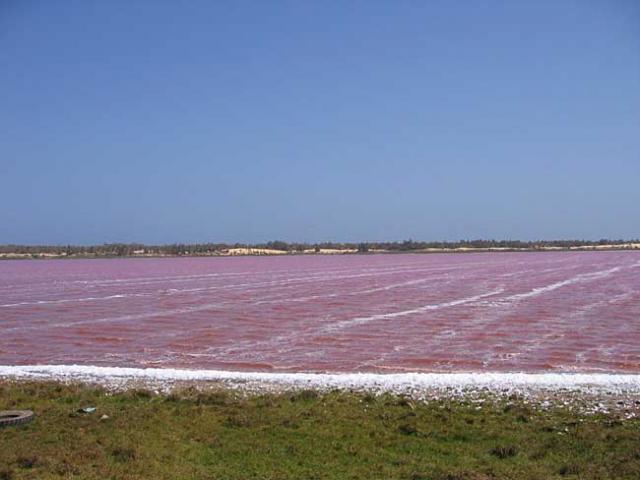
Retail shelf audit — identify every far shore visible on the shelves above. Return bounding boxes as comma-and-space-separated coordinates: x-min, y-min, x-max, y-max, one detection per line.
2, 243, 639, 260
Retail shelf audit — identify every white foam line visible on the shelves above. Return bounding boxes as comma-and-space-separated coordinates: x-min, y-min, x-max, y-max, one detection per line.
2, 276, 462, 333
196, 282, 499, 358
162, 264, 472, 295
0, 262, 421, 292
1, 265, 440, 303
0, 264, 475, 313
0, 293, 148, 308
508, 266, 622, 301
2, 301, 229, 332
324, 289, 504, 333
479, 264, 635, 308
2, 365, 640, 394
252, 277, 443, 306
63, 263, 438, 288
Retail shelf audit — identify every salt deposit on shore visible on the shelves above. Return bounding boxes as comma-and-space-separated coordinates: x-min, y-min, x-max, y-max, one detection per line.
2, 365, 640, 403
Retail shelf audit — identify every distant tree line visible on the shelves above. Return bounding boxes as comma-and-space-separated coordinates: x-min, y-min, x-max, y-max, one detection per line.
0, 238, 637, 257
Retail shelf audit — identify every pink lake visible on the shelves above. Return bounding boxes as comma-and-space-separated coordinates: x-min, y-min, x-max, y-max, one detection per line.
1, 252, 639, 373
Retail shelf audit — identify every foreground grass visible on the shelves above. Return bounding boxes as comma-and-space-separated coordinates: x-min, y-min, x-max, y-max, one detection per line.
1, 382, 639, 479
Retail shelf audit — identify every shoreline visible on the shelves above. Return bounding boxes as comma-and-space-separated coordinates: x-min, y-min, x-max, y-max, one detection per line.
2, 244, 640, 260
3, 365, 640, 406
4, 366, 640, 418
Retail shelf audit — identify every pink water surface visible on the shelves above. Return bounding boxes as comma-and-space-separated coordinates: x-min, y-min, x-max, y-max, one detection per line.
1, 252, 639, 373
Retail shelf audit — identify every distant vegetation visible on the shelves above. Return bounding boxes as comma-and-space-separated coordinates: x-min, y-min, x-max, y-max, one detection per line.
0, 238, 638, 258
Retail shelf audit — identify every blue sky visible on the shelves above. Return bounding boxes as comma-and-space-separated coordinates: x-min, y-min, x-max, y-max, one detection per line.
1, 1, 639, 244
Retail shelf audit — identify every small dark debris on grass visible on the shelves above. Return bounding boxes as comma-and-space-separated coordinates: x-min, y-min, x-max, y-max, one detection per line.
16, 456, 37, 469
398, 423, 419, 436
490, 445, 518, 459
111, 447, 136, 463
558, 463, 580, 476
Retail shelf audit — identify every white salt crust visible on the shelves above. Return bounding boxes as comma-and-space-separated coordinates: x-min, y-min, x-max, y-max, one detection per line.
2, 365, 640, 398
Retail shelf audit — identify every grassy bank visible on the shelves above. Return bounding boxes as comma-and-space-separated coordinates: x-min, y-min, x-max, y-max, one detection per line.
1, 382, 639, 479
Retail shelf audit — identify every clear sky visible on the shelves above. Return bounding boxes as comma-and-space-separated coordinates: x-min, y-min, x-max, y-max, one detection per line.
1, 1, 639, 245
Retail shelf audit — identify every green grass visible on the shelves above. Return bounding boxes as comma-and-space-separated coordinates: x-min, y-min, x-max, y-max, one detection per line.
1, 382, 639, 479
